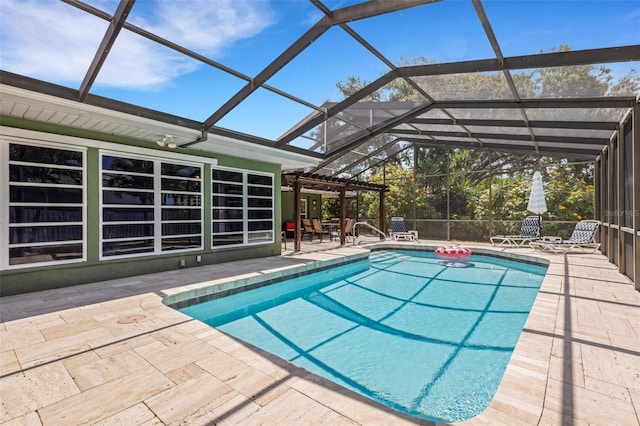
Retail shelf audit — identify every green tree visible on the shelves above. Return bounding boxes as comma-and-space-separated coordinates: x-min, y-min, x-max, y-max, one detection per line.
330, 45, 637, 232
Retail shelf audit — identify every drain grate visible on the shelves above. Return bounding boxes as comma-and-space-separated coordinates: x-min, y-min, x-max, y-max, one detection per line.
117, 314, 147, 324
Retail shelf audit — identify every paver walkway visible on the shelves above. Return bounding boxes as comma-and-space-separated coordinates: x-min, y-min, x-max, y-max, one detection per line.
1, 242, 638, 425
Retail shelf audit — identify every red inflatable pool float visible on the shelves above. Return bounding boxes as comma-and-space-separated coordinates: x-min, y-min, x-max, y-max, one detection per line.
435, 245, 471, 258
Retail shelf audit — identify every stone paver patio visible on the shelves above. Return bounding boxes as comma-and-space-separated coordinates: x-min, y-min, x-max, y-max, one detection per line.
1, 241, 639, 425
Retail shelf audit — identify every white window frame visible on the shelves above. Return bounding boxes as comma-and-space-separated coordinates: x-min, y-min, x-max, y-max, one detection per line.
99, 150, 204, 260
159, 160, 204, 253
247, 171, 275, 244
211, 166, 274, 249
1, 138, 87, 270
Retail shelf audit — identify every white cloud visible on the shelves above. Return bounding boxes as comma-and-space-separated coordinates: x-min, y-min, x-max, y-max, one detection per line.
0, 0, 273, 90
143, 0, 272, 54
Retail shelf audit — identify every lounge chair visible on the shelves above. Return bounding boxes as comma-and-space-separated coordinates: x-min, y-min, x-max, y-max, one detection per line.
529, 220, 600, 253
390, 217, 416, 241
490, 216, 541, 247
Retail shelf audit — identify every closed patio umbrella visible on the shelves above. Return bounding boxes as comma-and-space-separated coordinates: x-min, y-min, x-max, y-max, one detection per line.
527, 171, 547, 236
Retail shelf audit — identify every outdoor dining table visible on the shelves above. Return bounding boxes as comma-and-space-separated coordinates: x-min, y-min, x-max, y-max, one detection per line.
322, 221, 339, 241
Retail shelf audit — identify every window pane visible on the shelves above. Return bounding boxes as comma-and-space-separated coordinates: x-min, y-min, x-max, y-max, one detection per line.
9, 243, 83, 265
103, 190, 154, 205
248, 231, 273, 242
248, 174, 272, 185
10, 165, 82, 185
10, 225, 82, 243
212, 183, 242, 194
102, 240, 154, 257
103, 173, 154, 189
10, 206, 82, 223
212, 196, 243, 208
10, 186, 83, 203
248, 198, 272, 208
248, 209, 273, 220
161, 179, 201, 192
249, 221, 273, 231
103, 207, 154, 222
162, 208, 201, 221
162, 236, 201, 251
213, 170, 242, 182
248, 186, 272, 197
162, 223, 201, 236
103, 224, 154, 238
162, 193, 201, 206
10, 144, 82, 166
102, 156, 153, 173
161, 164, 201, 178
212, 222, 243, 233
213, 234, 243, 246
213, 209, 243, 220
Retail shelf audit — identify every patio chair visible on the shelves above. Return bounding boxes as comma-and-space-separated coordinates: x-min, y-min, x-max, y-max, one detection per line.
530, 220, 601, 253
342, 218, 355, 242
302, 219, 322, 242
312, 218, 325, 242
490, 216, 541, 247
390, 217, 416, 241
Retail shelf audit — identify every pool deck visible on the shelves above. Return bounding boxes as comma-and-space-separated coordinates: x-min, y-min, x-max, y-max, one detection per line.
1, 240, 639, 425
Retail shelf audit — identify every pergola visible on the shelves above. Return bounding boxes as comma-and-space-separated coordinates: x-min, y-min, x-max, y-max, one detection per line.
282, 172, 388, 249
0, 0, 638, 286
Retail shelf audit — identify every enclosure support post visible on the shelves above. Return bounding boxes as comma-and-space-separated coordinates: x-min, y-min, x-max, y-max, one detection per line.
488, 149, 493, 239
340, 186, 347, 246
413, 145, 418, 231
379, 188, 386, 240
633, 104, 639, 289
446, 149, 451, 241
617, 121, 626, 273
293, 179, 301, 252
607, 133, 615, 262
594, 157, 600, 240
383, 161, 387, 235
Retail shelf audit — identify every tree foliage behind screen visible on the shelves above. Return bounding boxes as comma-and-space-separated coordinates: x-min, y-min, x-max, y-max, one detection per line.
333, 46, 637, 230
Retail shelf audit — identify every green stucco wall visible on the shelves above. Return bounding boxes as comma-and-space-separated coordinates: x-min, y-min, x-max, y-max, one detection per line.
0, 117, 283, 296
281, 192, 323, 224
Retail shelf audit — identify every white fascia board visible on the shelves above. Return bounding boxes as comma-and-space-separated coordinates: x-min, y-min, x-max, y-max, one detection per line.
197, 132, 321, 170
0, 84, 202, 142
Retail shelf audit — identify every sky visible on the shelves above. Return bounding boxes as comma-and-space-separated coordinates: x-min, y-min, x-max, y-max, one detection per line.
1, 0, 639, 142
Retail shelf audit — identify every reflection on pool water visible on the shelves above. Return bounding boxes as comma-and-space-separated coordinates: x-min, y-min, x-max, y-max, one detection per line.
179, 250, 547, 422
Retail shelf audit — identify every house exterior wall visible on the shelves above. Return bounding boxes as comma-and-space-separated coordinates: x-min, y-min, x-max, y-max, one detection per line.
0, 118, 282, 296
281, 192, 323, 223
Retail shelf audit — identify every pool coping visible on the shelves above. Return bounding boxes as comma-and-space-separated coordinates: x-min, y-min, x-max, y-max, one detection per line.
164, 251, 371, 310
165, 242, 549, 311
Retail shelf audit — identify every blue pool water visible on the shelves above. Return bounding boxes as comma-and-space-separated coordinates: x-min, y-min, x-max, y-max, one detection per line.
179, 250, 547, 422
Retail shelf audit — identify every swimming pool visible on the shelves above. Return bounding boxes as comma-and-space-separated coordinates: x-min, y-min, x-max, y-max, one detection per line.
178, 249, 547, 423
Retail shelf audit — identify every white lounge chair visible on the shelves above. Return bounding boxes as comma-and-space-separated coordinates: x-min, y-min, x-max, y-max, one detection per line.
490, 216, 541, 247
390, 217, 416, 241
530, 220, 600, 253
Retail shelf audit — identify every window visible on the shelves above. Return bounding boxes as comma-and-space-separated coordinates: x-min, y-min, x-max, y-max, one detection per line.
212, 167, 273, 247
100, 152, 202, 258
247, 173, 274, 243
5, 142, 86, 267
160, 162, 202, 251
300, 198, 308, 219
